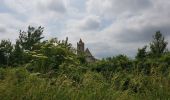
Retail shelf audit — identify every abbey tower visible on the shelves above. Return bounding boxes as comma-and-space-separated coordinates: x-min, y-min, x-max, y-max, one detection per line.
77, 39, 84, 55
77, 39, 96, 63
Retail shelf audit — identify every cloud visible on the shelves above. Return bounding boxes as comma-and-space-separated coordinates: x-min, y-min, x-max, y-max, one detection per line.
1, 0, 70, 41
38, 0, 67, 14
0, 0, 170, 58
0, 13, 25, 42
0, 25, 6, 33
102, 14, 170, 44
86, 0, 152, 19
80, 16, 101, 31
68, 15, 101, 31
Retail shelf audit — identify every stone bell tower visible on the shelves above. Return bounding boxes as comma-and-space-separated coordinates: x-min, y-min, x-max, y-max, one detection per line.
77, 39, 96, 63
77, 39, 84, 55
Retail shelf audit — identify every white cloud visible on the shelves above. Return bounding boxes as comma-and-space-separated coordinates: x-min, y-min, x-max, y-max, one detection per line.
37, 0, 68, 14
0, 13, 25, 41
86, 0, 151, 19
0, 0, 170, 58
67, 15, 101, 31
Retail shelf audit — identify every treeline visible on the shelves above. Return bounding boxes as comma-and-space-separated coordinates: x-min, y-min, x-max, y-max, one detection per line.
0, 26, 170, 100
91, 31, 169, 76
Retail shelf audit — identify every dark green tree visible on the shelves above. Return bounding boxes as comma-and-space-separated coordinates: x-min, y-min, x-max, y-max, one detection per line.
25, 37, 78, 73
150, 31, 168, 57
18, 26, 44, 51
0, 40, 13, 66
10, 40, 24, 66
136, 46, 147, 60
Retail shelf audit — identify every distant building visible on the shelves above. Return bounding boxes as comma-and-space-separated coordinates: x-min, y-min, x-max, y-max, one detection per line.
77, 39, 96, 63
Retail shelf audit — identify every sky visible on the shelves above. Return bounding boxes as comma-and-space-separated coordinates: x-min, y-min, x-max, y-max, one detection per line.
0, 0, 170, 58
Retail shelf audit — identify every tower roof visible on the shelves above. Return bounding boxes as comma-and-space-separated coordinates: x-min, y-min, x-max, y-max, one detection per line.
78, 38, 84, 44
85, 48, 93, 57
80, 38, 82, 42
79, 38, 83, 43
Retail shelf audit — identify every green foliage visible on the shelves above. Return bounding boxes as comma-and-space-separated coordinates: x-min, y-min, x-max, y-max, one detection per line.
160, 52, 170, 64
0, 40, 13, 66
0, 68, 6, 80
150, 31, 168, 57
0, 67, 170, 100
77, 54, 87, 64
136, 45, 148, 60
18, 26, 44, 51
24, 37, 81, 75
0, 27, 170, 99
91, 55, 133, 73
10, 40, 25, 66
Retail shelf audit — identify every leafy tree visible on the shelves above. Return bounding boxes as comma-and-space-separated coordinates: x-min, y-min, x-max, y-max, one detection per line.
26, 37, 78, 73
136, 46, 147, 60
18, 26, 44, 51
114, 55, 132, 71
77, 54, 86, 64
51, 37, 74, 51
10, 40, 24, 66
0, 40, 13, 66
150, 31, 168, 57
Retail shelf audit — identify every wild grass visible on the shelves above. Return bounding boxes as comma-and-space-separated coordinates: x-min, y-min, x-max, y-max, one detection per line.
0, 67, 170, 100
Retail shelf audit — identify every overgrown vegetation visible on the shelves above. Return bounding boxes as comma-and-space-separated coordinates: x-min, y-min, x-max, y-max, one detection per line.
0, 26, 170, 100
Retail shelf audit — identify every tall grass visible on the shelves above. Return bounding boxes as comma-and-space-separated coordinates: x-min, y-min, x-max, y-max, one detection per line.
0, 67, 170, 100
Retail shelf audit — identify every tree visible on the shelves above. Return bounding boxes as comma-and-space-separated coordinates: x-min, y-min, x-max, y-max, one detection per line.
150, 31, 168, 57
25, 37, 78, 73
0, 40, 13, 66
136, 46, 147, 60
10, 40, 24, 66
18, 26, 44, 51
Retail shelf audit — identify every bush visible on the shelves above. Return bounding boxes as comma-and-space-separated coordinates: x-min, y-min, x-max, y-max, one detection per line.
15, 68, 29, 83
0, 68, 6, 80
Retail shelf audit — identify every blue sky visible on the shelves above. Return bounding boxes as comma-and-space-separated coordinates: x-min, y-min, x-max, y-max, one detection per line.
0, 0, 170, 58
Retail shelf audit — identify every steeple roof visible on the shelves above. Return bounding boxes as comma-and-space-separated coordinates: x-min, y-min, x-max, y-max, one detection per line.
85, 48, 93, 57
78, 38, 84, 44
80, 38, 82, 42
